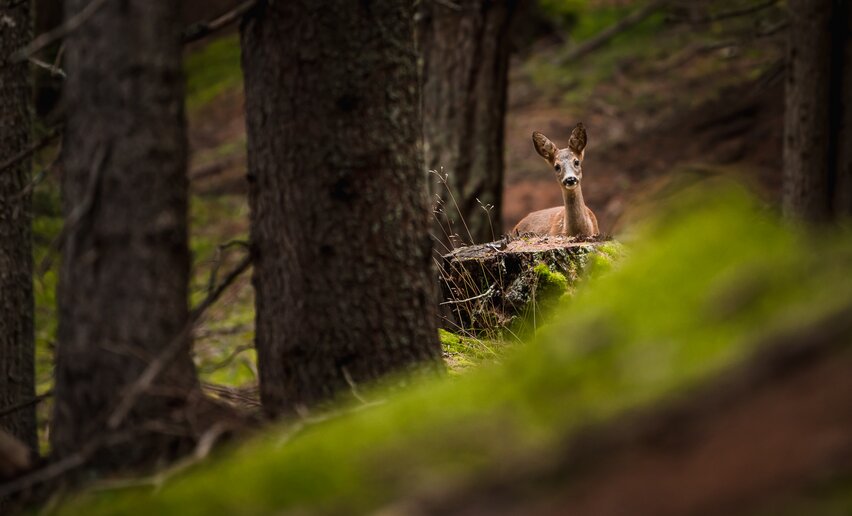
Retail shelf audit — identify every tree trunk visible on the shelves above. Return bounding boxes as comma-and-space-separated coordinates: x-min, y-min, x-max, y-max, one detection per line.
0, 0, 37, 456
833, 1, 852, 217
419, 0, 517, 249
52, 0, 198, 471
240, 0, 442, 415
782, 0, 833, 221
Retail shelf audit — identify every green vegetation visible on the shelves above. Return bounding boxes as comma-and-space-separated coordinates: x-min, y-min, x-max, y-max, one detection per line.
184, 34, 243, 111
439, 329, 505, 373
62, 182, 852, 515
528, 0, 784, 115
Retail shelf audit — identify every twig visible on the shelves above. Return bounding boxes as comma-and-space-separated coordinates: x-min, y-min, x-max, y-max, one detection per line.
0, 390, 53, 419
11, 0, 110, 63
429, 0, 461, 11
0, 127, 61, 176
87, 422, 231, 493
341, 367, 370, 405
29, 56, 66, 78
14, 153, 58, 201
558, 0, 669, 64
182, 0, 258, 44
206, 240, 250, 298
0, 430, 134, 498
199, 344, 253, 374
440, 283, 496, 305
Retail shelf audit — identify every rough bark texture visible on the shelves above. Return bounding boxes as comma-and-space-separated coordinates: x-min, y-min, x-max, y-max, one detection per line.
52, 0, 198, 470
782, 0, 833, 221
834, 1, 852, 217
419, 0, 517, 248
0, 0, 37, 455
241, 0, 441, 415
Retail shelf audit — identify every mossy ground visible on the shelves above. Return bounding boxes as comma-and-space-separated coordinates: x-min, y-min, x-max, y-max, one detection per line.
59, 182, 852, 515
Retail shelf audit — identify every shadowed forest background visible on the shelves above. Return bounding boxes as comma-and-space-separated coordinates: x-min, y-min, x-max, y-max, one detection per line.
1, 0, 851, 514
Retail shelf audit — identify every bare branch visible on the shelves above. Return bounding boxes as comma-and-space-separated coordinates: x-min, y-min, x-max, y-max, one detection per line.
0, 390, 53, 419
29, 56, 66, 78
11, 0, 110, 63
182, 0, 258, 44
107, 253, 252, 430
0, 127, 61, 176
676, 0, 779, 24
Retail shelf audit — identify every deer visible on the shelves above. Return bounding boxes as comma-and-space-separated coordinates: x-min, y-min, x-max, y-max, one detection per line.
512, 123, 599, 238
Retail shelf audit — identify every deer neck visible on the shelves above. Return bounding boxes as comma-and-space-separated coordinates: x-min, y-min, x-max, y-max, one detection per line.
562, 186, 593, 236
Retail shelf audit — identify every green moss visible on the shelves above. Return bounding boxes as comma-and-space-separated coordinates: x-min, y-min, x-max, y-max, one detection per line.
439, 329, 505, 373
62, 183, 852, 515
189, 193, 254, 387
185, 34, 243, 111
533, 262, 569, 293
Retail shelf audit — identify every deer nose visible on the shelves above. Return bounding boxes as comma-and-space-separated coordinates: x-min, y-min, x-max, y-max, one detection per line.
563, 177, 579, 187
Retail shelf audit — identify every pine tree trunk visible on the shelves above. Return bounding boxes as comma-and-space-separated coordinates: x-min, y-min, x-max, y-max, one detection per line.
52, 0, 197, 470
419, 0, 517, 248
240, 0, 442, 415
0, 0, 37, 455
782, 0, 833, 221
834, 1, 852, 217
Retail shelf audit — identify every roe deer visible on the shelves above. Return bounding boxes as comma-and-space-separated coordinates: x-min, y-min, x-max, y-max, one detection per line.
512, 123, 599, 238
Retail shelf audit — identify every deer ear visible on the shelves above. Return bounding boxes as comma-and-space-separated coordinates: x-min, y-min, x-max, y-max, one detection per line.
532, 132, 558, 161
568, 123, 587, 155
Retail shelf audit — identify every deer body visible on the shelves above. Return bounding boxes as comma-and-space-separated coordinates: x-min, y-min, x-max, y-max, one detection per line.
512, 124, 599, 238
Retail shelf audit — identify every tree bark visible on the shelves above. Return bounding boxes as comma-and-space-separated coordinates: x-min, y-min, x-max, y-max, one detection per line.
0, 0, 37, 456
833, 1, 852, 217
419, 0, 517, 249
240, 0, 442, 415
782, 0, 833, 221
52, 0, 198, 470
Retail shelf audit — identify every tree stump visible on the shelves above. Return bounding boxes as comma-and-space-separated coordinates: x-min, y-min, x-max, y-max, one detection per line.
439, 237, 619, 334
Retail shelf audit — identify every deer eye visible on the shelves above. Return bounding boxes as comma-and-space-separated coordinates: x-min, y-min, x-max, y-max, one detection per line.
573, 159, 581, 167
554, 163, 561, 171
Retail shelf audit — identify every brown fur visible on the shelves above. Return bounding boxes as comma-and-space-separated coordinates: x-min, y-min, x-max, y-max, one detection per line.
513, 124, 599, 238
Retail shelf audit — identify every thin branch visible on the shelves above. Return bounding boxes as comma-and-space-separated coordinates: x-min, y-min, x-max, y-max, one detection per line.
107, 253, 252, 430
440, 283, 496, 305
677, 0, 778, 24
182, 0, 258, 44
87, 422, 232, 493
11, 0, 110, 63
0, 390, 53, 419
429, 0, 461, 11
0, 127, 61, 176
29, 56, 65, 78
558, 0, 669, 64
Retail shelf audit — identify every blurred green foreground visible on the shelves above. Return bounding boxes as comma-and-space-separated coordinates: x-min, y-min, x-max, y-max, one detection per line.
63, 181, 852, 515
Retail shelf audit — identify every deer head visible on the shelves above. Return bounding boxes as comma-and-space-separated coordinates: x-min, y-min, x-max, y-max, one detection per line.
532, 123, 587, 191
